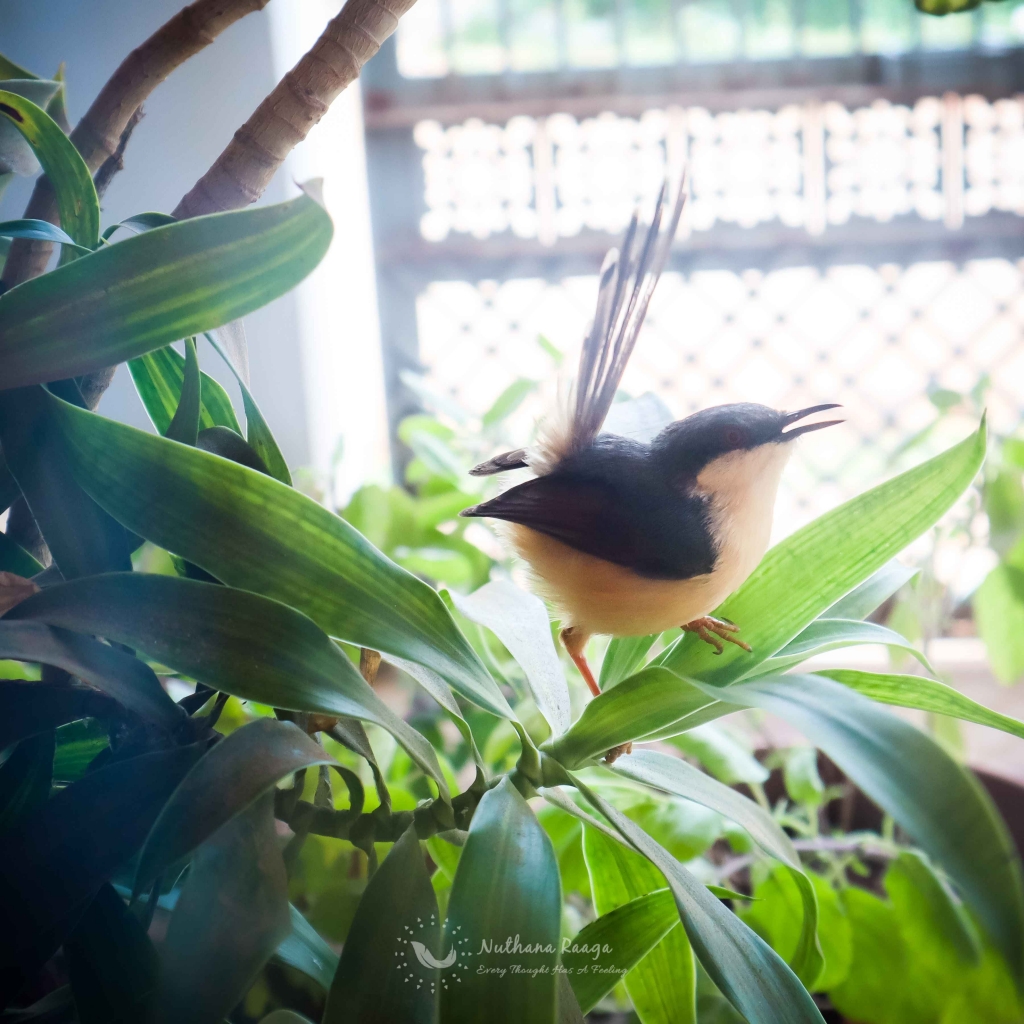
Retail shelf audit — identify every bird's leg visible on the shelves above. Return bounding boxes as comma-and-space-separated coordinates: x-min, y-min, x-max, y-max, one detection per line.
560, 626, 601, 697
682, 616, 752, 655
561, 627, 632, 762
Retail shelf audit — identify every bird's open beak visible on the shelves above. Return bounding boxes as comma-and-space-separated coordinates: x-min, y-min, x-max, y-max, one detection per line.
780, 403, 844, 439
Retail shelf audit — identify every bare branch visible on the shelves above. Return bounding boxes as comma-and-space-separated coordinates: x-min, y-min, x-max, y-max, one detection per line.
174, 0, 418, 218
1, 0, 271, 289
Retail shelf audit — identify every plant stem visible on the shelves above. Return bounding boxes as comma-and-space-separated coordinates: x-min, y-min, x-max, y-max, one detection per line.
173, 0, 419, 217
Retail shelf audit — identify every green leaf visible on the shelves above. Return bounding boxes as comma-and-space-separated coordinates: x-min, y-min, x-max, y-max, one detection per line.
563, 888, 680, 1013
821, 668, 1024, 741
197, 426, 271, 475
0, 89, 98, 251
974, 564, 1024, 684
600, 634, 658, 689
751, 618, 932, 678
207, 331, 290, 485
0, 732, 54, 834
0, 386, 132, 578
101, 211, 178, 241
64, 884, 159, 1024
825, 888, 924, 1024
0, 191, 332, 389
52, 719, 109, 783
135, 719, 336, 892
10, 572, 450, 802
0, 620, 183, 729
582, 826, 696, 1024
545, 667, 714, 769
609, 749, 824, 988
0, 56, 39, 79
658, 424, 986, 686
666, 724, 769, 785
574, 780, 825, 1024
441, 778, 561, 1024
822, 559, 917, 620
165, 338, 200, 446
727, 674, 1024, 982
261, 1013, 317, 1024
782, 747, 825, 806
608, 751, 798, 874
451, 580, 571, 735
275, 905, 339, 991
153, 793, 290, 1024
128, 343, 243, 436
47, 396, 507, 718
324, 826, 438, 1024
0, 744, 200, 995
481, 377, 537, 427
0, 528, 42, 576
741, 869, 852, 992
0, 81, 60, 176
0, 217, 90, 251
885, 850, 980, 965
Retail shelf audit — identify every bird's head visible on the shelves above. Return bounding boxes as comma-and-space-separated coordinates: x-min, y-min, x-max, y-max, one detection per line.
651, 402, 843, 495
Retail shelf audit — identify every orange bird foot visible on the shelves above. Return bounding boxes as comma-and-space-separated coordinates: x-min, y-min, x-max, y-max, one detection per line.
682, 616, 752, 656
560, 625, 601, 697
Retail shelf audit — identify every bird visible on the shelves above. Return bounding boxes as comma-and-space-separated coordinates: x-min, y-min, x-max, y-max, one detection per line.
459, 179, 842, 707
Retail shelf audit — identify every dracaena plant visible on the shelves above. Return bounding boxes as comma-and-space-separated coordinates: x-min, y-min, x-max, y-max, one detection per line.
1, 19, 1023, 1024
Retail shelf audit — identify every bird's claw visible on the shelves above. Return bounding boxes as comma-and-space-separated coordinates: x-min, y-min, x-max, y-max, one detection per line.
682, 616, 752, 655
604, 742, 633, 765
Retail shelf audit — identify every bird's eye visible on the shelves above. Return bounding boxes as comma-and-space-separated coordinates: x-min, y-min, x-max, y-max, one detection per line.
724, 427, 743, 447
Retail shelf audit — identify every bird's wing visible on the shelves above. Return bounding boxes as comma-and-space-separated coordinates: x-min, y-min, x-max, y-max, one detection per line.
565, 177, 687, 457
461, 474, 638, 566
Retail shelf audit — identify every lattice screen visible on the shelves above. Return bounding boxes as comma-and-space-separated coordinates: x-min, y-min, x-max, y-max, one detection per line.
417, 256, 1024, 570
415, 95, 1024, 243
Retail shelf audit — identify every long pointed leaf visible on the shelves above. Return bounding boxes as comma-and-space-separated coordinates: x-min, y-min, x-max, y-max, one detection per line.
8, 572, 449, 801
0, 620, 182, 729
545, 668, 714, 768
0, 89, 98, 250
0, 192, 331, 389
727, 674, 1024, 982
164, 338, 200, 446
658, 425, 985, 685
582, 826, 697, 1024
135, 719, 336, 892
573, 779, 825, 1024
749, 618, 932, 678
600, 634, 659, 689
609, 750, 823, 987
0, 385, 131, 578
441, 778, 561, 1024
275, 905, 340, 992
451, 580, 571, 735
324, 826, 439, 1024
822, 559, 917, 620
0, 745, 201, 1000
822, 668, 1024, 741
207, 331, 290, 484
128, 343, 243, 436
46, 396, 508, 718
153, 793, 290, 1024
562, 889, 680, 1013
